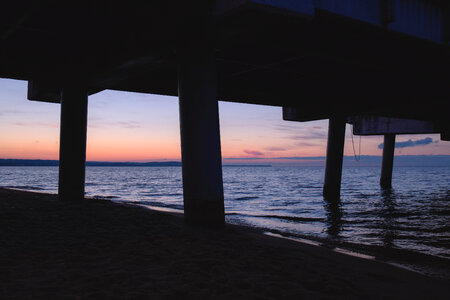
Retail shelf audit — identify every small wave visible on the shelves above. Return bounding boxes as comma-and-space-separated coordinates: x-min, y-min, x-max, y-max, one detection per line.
294, 184, 322, 189
225, 212, 241, 216
91, 195, 120, 200
431, 210, 450, 216
226, 212, 323, 223
4, 185, 45, 191
234, 196, 259, 201
260, 215, 324, 222
139, 192, 183, 197
130, 200, 183, 210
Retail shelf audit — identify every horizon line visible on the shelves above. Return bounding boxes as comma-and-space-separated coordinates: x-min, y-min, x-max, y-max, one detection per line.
1, 154, 450, 163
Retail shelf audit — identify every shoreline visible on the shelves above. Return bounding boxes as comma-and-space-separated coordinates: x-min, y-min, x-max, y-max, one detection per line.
127, 199, 450, 280
263, 231, 450, 280
1, 188, 449, 298
3, 187, 450, 280
131, 200, 450, 280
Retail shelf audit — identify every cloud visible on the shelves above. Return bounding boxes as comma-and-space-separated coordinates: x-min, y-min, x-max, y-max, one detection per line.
273, 124, 301, 132
264, 147, 286, 151
224, 157, 264, 160
243, 149, 264, 156
13, 122, 58, 128
276, 156, 326, 160
296, 141, 318, 147
286, 131, 327, 140
89, 120, 141, 129
0, 109, 24, 116
115, 121, 141, 129
378, 137, 434, 149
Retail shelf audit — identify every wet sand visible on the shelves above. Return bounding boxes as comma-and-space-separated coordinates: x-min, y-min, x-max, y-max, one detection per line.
0, 188, 449, 299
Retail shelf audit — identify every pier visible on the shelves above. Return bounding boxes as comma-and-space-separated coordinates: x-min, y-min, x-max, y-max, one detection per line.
1, 0, 449, 224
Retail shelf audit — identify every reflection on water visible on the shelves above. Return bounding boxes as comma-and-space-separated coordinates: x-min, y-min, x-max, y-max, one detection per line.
0, 166, 449, 261
324, 199, 343, 238
379, 188, 397, 249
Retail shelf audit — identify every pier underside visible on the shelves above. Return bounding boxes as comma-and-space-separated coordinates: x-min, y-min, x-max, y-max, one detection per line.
0, 1, 448, 122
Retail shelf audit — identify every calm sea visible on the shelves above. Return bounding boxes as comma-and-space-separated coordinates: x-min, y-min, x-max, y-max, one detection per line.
1, 166, 449, 269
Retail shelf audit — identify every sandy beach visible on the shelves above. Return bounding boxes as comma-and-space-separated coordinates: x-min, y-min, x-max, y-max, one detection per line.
0, 188, 448, 299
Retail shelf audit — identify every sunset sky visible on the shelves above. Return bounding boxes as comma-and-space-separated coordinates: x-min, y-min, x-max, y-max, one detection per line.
1, 78, 448, 164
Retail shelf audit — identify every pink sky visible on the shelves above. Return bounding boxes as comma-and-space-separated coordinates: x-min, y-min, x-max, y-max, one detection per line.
0, 78, 448, 164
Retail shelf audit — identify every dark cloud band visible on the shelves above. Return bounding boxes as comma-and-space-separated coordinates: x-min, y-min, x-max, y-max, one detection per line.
378, 137, 434, 149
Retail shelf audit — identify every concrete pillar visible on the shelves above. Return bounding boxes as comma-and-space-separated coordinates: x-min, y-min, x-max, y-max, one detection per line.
323, 117, 346, 200
177, 36, 225, 226
58, 85, 88, 201
380, 134, 396, 189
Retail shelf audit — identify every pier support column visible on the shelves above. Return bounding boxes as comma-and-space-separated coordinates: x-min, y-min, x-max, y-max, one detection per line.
58, 85, 88, 201
177, 35, 225, 226
380, 134, 396, 189
323, 117, 346, 200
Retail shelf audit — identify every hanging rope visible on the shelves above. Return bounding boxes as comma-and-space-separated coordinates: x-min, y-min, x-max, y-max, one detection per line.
350, 124, 361, 162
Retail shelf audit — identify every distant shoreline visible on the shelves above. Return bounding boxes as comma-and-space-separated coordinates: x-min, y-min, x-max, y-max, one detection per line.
0, 159, 271, 167
1, 155, 450, 167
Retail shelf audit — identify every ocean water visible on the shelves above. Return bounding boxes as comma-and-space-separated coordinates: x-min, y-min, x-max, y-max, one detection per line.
1, 166, 449, 263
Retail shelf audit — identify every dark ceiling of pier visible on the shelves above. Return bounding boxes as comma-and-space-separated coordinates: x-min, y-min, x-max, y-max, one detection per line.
0, 1, 448, 123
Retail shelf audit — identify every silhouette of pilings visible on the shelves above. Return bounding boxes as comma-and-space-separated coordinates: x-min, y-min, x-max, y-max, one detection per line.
58, 84, 88, 201
323, 116, 347, 201
24, 3, 227, 227
380, 134, 396, 189
177, 21, 225, 227
283, 108, 348, 200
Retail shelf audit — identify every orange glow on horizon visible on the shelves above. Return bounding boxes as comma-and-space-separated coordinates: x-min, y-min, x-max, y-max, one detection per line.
1, 133, 448, 162
86, 142, 182, 162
